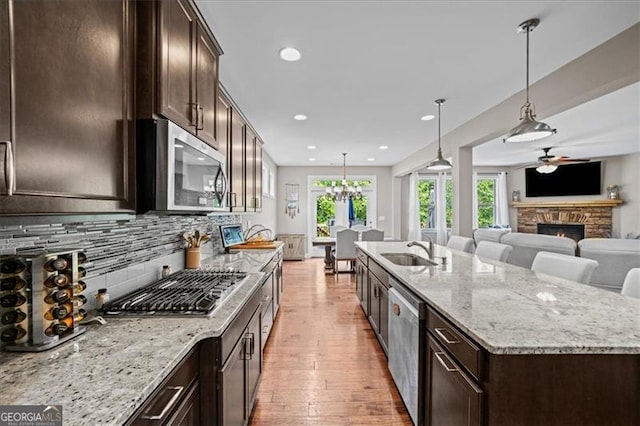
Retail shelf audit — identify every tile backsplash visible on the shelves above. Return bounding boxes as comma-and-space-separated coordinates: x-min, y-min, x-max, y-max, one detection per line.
0, 214, 241, 309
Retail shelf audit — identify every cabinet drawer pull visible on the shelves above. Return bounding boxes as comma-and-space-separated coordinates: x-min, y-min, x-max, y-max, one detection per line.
434, 351, 458, 373
434, 327, 460, 344
140, 385, 184, 420
0, 141, 15, 196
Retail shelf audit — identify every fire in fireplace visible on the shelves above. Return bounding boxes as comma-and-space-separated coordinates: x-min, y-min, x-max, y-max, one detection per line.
537, 223, 585, 242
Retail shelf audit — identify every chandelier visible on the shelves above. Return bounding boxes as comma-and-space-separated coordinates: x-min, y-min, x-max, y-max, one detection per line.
325, 153, 362, 202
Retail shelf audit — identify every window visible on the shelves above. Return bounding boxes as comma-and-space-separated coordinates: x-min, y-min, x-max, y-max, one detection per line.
269, 170, 275, 197
476, 178, 496, 228
262, 165, 269, 196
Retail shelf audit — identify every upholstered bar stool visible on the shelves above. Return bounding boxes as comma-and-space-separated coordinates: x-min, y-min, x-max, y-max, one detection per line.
446, 235, 476, 253
621, 268, 640, 299
531, 251, 599, 284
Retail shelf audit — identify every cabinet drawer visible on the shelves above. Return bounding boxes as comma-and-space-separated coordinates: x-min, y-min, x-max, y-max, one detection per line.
368, 259, 388, 288
261, 275, 273, 306
131, 346, 199, 425
356, 250, 368, 266
428, 309, 483, 380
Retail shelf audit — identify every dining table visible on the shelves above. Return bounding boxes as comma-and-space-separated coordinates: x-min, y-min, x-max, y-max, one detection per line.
311, 237, 336, 274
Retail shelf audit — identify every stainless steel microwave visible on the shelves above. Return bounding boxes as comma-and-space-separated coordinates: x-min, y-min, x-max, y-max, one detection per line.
136, 119, 227, 213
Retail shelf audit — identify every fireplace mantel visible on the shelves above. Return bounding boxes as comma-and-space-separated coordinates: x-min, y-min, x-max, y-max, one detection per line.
511, 199, 623, 208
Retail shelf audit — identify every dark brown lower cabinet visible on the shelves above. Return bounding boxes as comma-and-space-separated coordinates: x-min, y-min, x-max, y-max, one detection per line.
427, 336, 482, 426
167, 382, 200, 426
355, 257, 368, 315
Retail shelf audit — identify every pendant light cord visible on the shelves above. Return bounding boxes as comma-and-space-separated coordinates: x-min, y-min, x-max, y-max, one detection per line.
525, 25, 530, 106
437, 101, 442, 151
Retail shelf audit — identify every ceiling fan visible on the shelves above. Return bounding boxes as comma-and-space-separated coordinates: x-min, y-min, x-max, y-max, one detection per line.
532, 147, 591, 173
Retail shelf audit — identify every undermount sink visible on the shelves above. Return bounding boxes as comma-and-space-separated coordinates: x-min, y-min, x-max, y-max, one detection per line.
380, 252, 438, 267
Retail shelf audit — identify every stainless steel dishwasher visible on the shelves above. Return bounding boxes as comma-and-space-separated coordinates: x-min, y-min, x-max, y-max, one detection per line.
388, 278, 423, 425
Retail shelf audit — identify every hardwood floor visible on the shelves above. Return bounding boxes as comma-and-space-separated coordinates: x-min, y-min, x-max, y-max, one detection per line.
250, 258, 412, 425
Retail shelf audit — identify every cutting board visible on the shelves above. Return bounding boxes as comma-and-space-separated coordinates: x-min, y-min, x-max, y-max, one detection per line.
232, 241, 281, 249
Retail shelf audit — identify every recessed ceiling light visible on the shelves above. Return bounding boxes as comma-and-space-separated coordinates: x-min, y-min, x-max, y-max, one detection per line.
379, 145, 389, 150
368, 158, 375, 162
307, 145, 316, 150
421, 114, 435, 121
309, 157, 316, 162
279, 47, 302, 62
294, 114, 307, 121
197, 157, 205, 161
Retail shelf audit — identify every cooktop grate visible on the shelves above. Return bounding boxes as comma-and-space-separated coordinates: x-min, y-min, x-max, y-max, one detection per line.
102, 270, 247, 315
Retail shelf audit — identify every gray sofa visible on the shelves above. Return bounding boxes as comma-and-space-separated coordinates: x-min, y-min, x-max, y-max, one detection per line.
500, 232, 577, 269
578, 238, 640, 292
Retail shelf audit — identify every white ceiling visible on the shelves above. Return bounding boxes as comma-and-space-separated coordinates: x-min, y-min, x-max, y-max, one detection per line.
196, 1, 640, 167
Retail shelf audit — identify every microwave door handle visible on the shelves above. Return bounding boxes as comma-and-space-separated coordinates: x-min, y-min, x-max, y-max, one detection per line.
217, 166, 227, 206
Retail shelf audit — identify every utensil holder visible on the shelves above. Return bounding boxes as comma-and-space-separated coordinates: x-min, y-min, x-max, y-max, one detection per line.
186, 248, 201, 269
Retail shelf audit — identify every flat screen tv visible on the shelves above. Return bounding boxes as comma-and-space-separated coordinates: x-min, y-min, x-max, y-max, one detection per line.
525, 161, 601, 197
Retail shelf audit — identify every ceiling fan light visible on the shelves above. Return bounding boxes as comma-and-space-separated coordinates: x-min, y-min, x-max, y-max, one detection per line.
505, 108, 557, 142
536, 164, 558, 174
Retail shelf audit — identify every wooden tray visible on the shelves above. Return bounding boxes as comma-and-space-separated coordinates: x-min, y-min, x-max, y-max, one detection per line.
232, 241, 280, 249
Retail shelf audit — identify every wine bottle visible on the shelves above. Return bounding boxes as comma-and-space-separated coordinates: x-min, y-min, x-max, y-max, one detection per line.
0, 293, 27, 308
77, 252, 87, 265
44, 289, 71, 305
43, 257, 68, 272
58, 309, 86, 328
44, 303, 73, 320
0, 259, 26, 275
1, 309, 26, 325
77, 266, 87, 278
0, 325, 26, 342
73, 294, 88, 307
72, 281, 87, 293
0, 277, 26, 291
44, 323, 68, 337
44, 273, 70, 289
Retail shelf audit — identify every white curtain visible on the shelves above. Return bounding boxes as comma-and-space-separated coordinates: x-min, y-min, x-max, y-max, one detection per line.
435, 172, 448, 245
495, 172, 510, 227
408, 172, 421, 240
472, 172, 479, 230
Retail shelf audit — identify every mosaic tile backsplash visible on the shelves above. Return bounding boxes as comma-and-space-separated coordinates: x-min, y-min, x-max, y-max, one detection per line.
0, 214, 240, 279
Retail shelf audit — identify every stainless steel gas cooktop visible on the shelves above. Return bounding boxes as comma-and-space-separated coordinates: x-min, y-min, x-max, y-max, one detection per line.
101, 270, 247, 316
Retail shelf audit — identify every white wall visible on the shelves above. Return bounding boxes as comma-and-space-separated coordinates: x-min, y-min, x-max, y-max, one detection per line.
506, 154, 640, 237
242, 150, 278, 238
276, 165, 395, 254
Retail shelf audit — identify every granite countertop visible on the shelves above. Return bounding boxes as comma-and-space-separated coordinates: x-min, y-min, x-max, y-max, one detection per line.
356, 241, 640, 355
0, 246, 282, 426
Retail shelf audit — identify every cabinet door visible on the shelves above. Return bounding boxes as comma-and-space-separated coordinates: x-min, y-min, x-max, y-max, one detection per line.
273, 262, 281, 317
244, 128, 256, 212
2, 0, 135, 214
254, 139, 263, 212
378, 283, 389, 354
219, 335, 246, 426
368, 272, 380, 334
361, 263, 369, 315
355, 260, 364, 304
245, 308, 261, 418
194, 23, 217, 148
292, 236, 305, 259
167, 381, 199, 426
427, 336, 483, 426
229, 109, 245, 211
216, 92, 230, 172
159, 0, 196, 132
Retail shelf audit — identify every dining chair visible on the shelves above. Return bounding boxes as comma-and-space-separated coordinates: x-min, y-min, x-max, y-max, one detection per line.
331, 228, 358, 278
531, 251, 598, 284
475, 241, 513, 262
446, 235, 476, 253
351, 224, 369, 232
361, 229, 384, 241
329, 225, 347, 237
621, 268, 640, 299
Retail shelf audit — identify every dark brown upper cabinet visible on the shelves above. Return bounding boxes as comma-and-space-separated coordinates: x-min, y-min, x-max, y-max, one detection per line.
229, 109, 245, 212
254, 138, 263, 212
0, 0, 135, 215
138, 0, 222, 149
244, 127, 256, 212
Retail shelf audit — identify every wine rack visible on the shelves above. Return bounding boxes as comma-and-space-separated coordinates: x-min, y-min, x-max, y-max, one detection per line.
0, 249, 87, 352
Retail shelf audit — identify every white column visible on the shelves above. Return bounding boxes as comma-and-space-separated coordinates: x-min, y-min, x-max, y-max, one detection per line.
453, 146, 474, 237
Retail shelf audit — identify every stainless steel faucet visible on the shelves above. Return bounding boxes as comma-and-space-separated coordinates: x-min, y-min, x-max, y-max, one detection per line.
407, 238, 434, 260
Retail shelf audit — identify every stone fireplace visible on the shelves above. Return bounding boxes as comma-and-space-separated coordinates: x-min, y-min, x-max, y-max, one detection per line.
512, 199, 622, 239
537, 223, 585, 242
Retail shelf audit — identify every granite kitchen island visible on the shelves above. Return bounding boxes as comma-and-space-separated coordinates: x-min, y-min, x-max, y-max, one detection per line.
355, 241, 640, 426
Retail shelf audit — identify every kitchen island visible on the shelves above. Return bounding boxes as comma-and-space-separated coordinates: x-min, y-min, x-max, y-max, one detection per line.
0, 247, 282, 426
356, 241, 640, 426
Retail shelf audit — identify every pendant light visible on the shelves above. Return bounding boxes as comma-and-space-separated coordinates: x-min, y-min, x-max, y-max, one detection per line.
504, 18, 557, 143
325, 153, 362, 202
427, 98, 452, 171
